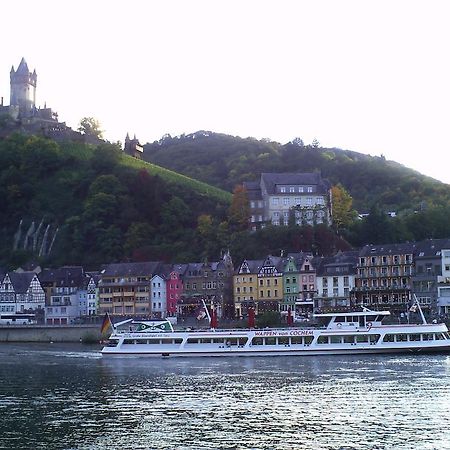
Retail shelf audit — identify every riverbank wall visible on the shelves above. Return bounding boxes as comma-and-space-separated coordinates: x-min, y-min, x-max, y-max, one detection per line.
0, 325, 103, 343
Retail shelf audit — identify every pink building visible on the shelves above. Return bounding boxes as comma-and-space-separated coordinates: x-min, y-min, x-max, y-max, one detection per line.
166, 266, 185, 317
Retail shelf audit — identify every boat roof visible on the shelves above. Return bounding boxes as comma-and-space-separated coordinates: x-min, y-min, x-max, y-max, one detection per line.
315, 310, 391, 318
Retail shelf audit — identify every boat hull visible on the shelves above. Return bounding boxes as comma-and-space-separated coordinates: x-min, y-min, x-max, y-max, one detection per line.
101, 344, 450, 357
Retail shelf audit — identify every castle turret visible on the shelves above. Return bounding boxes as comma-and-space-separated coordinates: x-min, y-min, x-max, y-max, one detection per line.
10, 57, 37, 117
123, 132, 144, 159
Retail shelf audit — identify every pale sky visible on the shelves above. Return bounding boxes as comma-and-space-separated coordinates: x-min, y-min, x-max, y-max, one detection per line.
1, 0, 449, 183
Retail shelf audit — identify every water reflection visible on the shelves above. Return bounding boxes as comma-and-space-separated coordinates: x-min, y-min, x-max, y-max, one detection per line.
1, 344, 450, 449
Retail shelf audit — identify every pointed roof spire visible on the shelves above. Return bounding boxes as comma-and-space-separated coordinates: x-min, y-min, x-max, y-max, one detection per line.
16, 57, 29, 74
125, 133, 130, 141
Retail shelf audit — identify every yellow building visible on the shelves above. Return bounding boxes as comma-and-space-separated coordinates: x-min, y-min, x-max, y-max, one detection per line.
234, 259, 262, 319
256, 255, 284, 314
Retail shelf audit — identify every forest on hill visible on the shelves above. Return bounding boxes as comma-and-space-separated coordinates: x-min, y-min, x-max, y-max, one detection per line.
144, 131, 450, 213
1, 132, 450, 270
0, 134, 232, 269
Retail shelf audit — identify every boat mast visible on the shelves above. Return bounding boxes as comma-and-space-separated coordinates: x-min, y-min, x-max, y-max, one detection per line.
412, 294, 427, 325
201, 298, 212, 323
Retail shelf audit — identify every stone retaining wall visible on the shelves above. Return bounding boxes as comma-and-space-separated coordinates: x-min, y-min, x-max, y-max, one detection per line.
0, 325, 103, 343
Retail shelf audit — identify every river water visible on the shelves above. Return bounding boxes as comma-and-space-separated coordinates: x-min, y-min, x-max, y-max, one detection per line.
1, 344, 450, 450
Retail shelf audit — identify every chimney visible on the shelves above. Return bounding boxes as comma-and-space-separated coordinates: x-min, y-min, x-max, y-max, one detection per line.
1, 97, 3, 106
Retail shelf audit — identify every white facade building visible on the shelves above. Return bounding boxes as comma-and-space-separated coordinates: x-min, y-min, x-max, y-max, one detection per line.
151, 274, 167, 318
0, 272, 45, 314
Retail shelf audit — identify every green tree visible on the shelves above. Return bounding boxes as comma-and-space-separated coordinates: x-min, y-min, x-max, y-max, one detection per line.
124, 222, 155, 256
228, 185, 250, 230
78, 117, 104, 139
331, 184, 356, 234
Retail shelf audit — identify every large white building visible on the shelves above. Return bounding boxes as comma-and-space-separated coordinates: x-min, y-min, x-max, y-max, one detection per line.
244, 172, 332, 230
314, 252, 358, 311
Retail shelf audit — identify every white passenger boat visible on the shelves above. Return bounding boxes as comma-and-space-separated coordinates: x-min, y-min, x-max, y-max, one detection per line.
101, 306, 450, 357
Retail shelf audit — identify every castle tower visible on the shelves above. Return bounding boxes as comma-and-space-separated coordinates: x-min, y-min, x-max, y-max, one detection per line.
10, 57, 37, 117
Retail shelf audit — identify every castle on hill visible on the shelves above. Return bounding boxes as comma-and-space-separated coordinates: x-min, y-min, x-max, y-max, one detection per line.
0, 58, 98, 143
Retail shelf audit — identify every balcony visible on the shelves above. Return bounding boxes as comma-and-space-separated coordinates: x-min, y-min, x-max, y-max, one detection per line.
354, 285, 410, 292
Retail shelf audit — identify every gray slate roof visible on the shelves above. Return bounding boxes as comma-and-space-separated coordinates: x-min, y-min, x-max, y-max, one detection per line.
414, 239, 450, 258
39, 266, 85, 287
236, 259, 264, 274
261, 172, 330, 195
101, 261, 162, 277
359, 243, 416, 257
314, 251, 358, 276
8, 272, 36, 294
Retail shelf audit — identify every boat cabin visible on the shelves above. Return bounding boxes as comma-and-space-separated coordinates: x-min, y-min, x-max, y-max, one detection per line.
314, 310, 390, 330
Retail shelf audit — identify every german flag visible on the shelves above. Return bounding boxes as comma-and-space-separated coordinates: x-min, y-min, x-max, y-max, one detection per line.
100, 313, 112, 334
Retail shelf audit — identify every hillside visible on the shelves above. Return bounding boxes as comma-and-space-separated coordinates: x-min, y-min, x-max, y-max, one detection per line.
143, 131, 450, 212
0, 134, 231, 269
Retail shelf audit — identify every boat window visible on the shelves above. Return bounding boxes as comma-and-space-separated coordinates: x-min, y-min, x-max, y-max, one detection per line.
136, 340, 147, 344
200, 338, 212, 344
187, 338, 200, 344
422, 333, 434, 341
409, 334, 421, 341
213, 338, 225, 344
330, 335, 342, 344
278, 337, 289, 345
375, 315, 384, 322
105, 340, 119, 347
251, 337, 263, 346
317, 336, 328, 344
343, 335, 354, 344
148, 339, 160, 344
436, 333, 445, 340
383, 334, 394, 342
291, 336, 302, 345
265, 337, 276, 345
369, 334, 380, 344
445, 333, 450, 340
304, 336, 313, 345
366, 316, 377, 322
159, 338, 181, 344
123, 339, 135, 344
396, 334, 407, 342
238, 338, 248, 346
356, 335, 369, 343
226, 338, 238, 346
335, 317, 345, 323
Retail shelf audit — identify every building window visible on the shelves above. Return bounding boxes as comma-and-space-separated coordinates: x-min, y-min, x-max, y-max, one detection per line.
280, 187, 286, 193
272, 198, 279, 205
